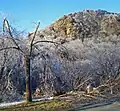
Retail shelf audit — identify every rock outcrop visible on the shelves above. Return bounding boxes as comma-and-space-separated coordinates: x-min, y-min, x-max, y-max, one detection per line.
34, 9, 120, 43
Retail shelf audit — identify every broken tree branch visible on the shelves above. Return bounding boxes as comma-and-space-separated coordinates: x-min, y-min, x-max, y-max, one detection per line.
3, 18, 24, 54
29, 22, 40, 56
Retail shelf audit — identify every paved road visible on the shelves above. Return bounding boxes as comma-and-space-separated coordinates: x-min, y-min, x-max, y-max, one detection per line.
74, 102, 120, 111
85, 104, 120, 111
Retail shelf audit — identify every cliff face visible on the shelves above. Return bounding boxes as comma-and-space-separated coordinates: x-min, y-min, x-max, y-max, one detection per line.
36, 10, 120, 43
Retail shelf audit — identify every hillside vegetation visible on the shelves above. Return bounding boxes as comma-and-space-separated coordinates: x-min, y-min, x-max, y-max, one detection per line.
0, 9, 120, 104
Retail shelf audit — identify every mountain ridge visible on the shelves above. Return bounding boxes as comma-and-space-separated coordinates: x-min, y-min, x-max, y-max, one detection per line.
33, 9, 120, 43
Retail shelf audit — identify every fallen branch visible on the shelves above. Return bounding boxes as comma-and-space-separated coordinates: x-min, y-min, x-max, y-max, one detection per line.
75, 77, 92, 90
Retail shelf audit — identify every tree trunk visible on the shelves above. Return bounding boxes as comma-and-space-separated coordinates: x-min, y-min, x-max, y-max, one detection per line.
24, 56, 32, 102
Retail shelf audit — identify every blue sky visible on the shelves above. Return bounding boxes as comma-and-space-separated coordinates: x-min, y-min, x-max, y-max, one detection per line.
0, 0, 120, 32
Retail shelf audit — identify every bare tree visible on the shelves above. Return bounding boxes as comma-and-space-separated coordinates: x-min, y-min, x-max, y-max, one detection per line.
0, 18, 67, 102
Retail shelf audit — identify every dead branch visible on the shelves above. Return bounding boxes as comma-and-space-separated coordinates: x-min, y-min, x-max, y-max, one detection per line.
33, 40, 58, 46
0, 36, 23, 44
75, 77, 93, 90
3, 18, 24, 53
6, 69, 14, 90
0, 47, 23, 53
29, 22, 40, 56
82, 93, 97, 99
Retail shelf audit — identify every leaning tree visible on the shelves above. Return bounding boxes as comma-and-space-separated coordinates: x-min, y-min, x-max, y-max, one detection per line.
0, 18, 68, 102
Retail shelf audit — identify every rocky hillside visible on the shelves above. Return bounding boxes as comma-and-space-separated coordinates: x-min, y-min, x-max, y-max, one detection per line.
35, 9, 120, 43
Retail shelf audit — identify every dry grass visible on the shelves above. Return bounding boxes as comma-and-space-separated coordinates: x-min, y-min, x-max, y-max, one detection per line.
0, 100, 71, 111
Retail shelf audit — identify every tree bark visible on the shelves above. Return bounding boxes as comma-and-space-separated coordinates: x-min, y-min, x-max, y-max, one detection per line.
24, 56, 32, 102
